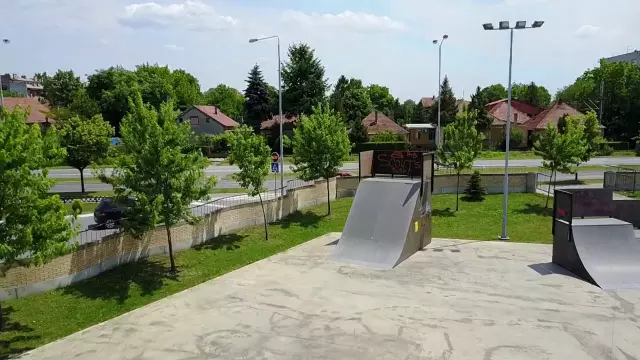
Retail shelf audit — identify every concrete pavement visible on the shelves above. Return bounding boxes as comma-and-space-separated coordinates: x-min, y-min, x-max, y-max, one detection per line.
21, 234, 640, 359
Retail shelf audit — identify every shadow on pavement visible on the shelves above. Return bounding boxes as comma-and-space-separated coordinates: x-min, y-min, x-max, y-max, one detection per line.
0, 306, 40, 359
62, 259, 177, 304
528, 262, 581, 281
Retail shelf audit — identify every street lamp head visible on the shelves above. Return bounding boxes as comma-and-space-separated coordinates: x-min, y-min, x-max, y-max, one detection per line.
499, 21, 510, 30
248, 38, 258, 43
532, 20, 545, 28
515, 21, 526, 29
1, 39, 9, 44
443, 34, 449, 39
482, 23, 494, 31
432, 39, 438, 44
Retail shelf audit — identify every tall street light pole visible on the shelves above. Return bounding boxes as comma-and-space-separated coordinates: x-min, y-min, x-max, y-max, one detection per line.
0, 38, 10, 108
483, 20, 544, 240
432, 35, 448, 148
249, 35, 284, 195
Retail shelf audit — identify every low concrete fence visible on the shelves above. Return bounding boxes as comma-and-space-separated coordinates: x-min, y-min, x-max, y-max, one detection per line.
335, 172, 537, 198
0, 179, 336, 301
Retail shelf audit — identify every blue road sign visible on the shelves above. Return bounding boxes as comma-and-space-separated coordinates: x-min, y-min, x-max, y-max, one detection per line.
271, 162, 280, 173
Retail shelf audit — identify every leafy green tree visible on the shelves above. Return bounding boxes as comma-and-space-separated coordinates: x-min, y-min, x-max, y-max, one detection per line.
534, 121, 586, 207
402, 100, 416, 125
437, 111, 484, 211
42, 70, 83, 108
135, 63, 174, 110
267, 85, 280, 119
392, 98, 404, 124
412, 101, 427, 124
329, 75, 349, 114
557, 114, 569, 134
429, 76, 458, 127
2, 90, 24, 98
571, 111, 602, 179
341, 81, 372, 144
69, 88, 101, 119
468, 86, 493, 132
99, 94, 216, 273
86, 66, 140, 134
292, 104, 351, 214
203, 84, 245, 120
481, 84, 507, 102
367, 84, 395, 115
244, 65, 272, 133
511, 82, 551, 108
464, 171, 486, 202
501, 129, 525, 149
282, 43, 328, 116
0, 106, 76, 327
171, 69, 201, 110
227, 126, 271, 240
57, 115, 114, 192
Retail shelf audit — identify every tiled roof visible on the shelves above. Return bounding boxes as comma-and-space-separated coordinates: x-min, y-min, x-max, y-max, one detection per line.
193, 105, 239, 128
1, 97, 51, 124
421, 96, 437, 108
525, 102, 583, 130
260, 115, 298, 130
488, 99, 544, 126
362, 111, 408, 135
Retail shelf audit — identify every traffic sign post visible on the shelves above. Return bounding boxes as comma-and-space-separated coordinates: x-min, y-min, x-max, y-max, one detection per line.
271, 152, 280, 195
271, 162, 279, 173
271, 152, 280, 163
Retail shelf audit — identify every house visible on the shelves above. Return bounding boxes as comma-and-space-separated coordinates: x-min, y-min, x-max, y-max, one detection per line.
260, 115, 298, 139
404, 123, 436, 150
524, 102, 604, 140
603, 50, 640, 66
420, 96, 469, 114
1, 97, 53, 128
362, 111, 408, 138
179, 105, 239, 135
1, 73, 44, 98
485, 99, 544, 147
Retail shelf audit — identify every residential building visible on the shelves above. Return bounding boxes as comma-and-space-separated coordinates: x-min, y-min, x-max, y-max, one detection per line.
404, 123, 436, 150
603, 50, 640, 66
1, 97, 53, 128
525, 102, 603, 138
179, 105, 239, 135
1, 73, 44, 98
260, 115, 298, 139
362, 111, 408, 139
420, 96, 469, 114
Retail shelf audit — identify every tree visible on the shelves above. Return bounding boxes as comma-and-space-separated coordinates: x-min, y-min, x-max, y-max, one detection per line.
402, 100, 416, 125
481, 84, 507, 102
86, 67, 140, 134
57, 115, 114, 192
203, 84, 245, 120
571, 111, 602, 179
534, 121, 586, 207
69, 88, 101, 119
267, 85, 279, 118
412, 101, 427, 124
429, 76, 458, 127
291, 104, 351, 215
557, 114, 569, 134
135, 64, 174, 110
171, 69, 201, 110
464, 171, 486, 202
367, 84, 395, 115
502, 129, 524, 149
227, 126, 271, 240
329, 75, 349, 114
42, 70, 83, 108
468, 86, 492, 132
437, 111, 484, 211
99, 94, 216, 273
0, 106, 76, 328
511, 82, 551, 108
341, 81, 372, 144
244, 65, 272, 133
282, 43, 328, 117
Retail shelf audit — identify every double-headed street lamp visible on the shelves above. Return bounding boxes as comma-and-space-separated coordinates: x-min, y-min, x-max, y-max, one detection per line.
432, 35, 448, 148
483, 20, 544, 240
1, 38, 10, 108
249, 35, 284, 195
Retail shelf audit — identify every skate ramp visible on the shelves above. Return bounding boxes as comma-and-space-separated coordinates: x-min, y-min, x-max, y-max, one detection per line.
330, 178, 431, 269
553, 218, 640, 290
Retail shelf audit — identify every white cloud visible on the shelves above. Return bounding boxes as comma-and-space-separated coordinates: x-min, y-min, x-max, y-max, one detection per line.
119, 0, 237, 31
575, 24, 600, 38
164, 44, 184, 51
281, 10, 405, 32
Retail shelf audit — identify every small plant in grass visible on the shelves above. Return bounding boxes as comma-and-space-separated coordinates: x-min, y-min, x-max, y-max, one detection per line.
291, 104, 351, 215
227, 125, 271, 240
463, 171, 486, 202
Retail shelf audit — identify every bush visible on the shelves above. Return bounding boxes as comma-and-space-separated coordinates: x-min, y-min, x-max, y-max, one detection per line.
194, 133, 230, 157
603, 141, 630, 151
463, 171, 486, 201
596, 141, 614, 156
501, 129, 524, 150
352, 141, 409, 153
371, 131, 406, 143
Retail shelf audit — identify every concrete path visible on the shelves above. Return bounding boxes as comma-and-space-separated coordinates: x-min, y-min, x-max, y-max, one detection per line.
20, 234, 640, 360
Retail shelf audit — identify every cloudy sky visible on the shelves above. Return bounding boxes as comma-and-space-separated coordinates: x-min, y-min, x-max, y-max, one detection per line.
3, 0, 639, 101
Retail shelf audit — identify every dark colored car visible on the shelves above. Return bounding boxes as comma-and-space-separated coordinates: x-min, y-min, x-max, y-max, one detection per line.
94, 198, 126, 229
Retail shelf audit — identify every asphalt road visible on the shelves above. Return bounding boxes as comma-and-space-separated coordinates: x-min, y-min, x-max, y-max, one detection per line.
52, 178, 287, 193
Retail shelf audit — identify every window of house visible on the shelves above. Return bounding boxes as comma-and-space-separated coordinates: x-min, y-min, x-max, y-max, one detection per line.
190, 116, 199, 125
428, 129, 435, 141
416, 131, 421, 140
513, 113, 518, 123
206, 117, 211, 123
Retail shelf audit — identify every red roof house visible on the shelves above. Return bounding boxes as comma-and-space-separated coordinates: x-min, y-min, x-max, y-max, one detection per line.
362, 111, 408, 136
1, 97, 52, 126
179, 105, 239, 135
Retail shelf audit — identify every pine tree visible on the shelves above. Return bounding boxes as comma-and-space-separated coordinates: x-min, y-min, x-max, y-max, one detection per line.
430, 76, 458, 127
244, 65, 272, 133
468, 86, 493, 132
412, 101, 427, 123
464, 171, 486, 201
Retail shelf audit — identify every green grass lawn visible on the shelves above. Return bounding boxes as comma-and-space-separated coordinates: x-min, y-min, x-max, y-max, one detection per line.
0, 193, 552, 356
617, 191, 640, 199
63, 202, 99, 214
53, 178, 102, 184
476, 150, 636, 160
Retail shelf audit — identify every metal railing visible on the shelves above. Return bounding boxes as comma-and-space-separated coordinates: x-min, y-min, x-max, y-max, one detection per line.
75, 227, 121, 247
436, 166, 544, 176
610, 166, 638, 193
536, 172, 553, 192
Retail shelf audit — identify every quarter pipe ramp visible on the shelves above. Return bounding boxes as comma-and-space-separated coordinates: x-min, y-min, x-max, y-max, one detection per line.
553, 218, 640, 290
330, 178, 431, 269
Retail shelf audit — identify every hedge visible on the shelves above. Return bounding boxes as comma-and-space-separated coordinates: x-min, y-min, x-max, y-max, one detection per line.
352, 142, 409, 153
603, 141, 630, 151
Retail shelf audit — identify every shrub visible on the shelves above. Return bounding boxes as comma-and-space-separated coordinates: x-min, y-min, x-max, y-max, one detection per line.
501, 129, 524, 149
596, 141, 614, 156
371, 131, 406, 143
352, 141, 409, 153
194, 133, 230, 157
603, 141, 630, 151
463, 171, 486, 201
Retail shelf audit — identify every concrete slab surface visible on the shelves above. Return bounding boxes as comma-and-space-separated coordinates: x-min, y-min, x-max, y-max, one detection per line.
20, 234, 640, 360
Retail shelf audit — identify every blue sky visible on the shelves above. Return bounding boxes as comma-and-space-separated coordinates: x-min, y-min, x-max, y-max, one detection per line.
3, 0, 639, 102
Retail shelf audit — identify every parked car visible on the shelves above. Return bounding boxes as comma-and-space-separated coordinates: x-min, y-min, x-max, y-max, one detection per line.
94, 198, 126, 229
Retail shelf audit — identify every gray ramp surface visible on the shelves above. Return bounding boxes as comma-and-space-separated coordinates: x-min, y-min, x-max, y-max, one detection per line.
330, 178, 424, 269
571, 218, 640, 290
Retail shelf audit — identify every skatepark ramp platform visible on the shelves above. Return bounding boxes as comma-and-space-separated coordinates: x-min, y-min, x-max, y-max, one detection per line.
331, 151, 434, 269
552, 189, 640, 289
